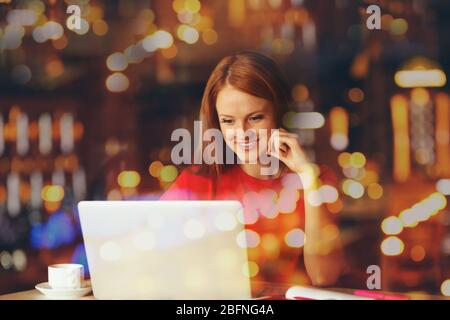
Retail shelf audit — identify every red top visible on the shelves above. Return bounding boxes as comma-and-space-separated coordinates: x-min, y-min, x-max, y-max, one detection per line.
161, 165, 336, 288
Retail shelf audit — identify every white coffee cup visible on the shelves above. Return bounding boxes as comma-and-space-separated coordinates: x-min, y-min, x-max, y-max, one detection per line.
48, 264, 84, 289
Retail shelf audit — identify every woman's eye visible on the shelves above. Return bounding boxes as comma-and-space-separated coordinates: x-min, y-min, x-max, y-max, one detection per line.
221, 118, 234, 125
249, 115, 264, 122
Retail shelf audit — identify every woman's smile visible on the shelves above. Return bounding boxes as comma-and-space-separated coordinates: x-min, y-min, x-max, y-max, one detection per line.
236, 138, 259, 151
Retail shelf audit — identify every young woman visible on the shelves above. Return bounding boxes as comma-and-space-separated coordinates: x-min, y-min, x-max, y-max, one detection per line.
161, 51, 344, 290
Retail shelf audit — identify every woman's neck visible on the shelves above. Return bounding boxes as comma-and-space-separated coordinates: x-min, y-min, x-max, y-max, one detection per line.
239, 163, 282, 180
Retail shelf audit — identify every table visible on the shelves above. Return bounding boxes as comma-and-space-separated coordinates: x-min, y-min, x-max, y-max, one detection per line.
1, 284, 447, 300
0, 289, 95, 300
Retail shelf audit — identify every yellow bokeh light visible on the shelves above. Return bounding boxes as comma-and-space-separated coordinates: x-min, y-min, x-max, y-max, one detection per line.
177, 24, 199, 44
399, 209, 418, 228
153, 30, 174, 49
117, 171, 141, 188
381, 236, 404, 256
441, 279, 450, 296
105, 72, 129, 92
41, 185, 64, 202
342, 179, 352, 194
195, 15, 213, 30
428, 192, 447, 212
361, 170, 379, 185
395, 69, 447, 88
172, 0, 185, 13
397, 192, 447, 229
160, 165, 178, 183
106, 52, 128, 72
350, 152, 366, 168
343, 179, 364, 199
185, 0, 201, 13
349, 181, 364, 198
390, 18, 408, 36
149, 161, 164, 178
319, 185, 339, 203
381, 216, 403, 235
329, 107, 349, 150
368, 183, 383, 200
338, 152, 351, 168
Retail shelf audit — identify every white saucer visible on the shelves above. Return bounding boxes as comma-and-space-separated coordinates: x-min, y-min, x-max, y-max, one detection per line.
35, 281, 92, 299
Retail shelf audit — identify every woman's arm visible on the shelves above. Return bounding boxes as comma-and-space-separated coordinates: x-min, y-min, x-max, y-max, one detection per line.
301, 165, 344, 286
269, 129, 344, 286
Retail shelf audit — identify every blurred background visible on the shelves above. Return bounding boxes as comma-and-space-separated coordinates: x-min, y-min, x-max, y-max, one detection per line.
0, 0, 449, 297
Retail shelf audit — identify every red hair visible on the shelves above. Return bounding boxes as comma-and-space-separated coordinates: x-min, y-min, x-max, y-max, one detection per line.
197, 51, 292, 179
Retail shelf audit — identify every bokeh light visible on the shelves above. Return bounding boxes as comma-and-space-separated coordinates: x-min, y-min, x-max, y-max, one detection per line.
160, 165, 178, 183
441, 279, 450, 296
106, 73, 130, 92
410, 245, 426, 262
41, 185, 64, 202
117, 170, 141, 188
381, 216, 403, 235
381, 236, 405, 256
285, 228, 305, 248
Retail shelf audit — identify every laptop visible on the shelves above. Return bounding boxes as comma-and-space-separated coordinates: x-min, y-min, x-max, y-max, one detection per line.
78, 200, 252, 300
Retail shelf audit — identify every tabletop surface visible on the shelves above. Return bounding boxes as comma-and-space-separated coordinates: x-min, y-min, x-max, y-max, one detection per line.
0, 289, 95, 300
1, 285, 447, 300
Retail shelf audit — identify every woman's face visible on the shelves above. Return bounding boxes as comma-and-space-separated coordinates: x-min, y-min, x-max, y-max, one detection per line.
216, 85, 277, 163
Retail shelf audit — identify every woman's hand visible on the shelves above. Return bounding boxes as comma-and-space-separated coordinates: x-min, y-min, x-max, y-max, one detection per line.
267, 128, 310, 174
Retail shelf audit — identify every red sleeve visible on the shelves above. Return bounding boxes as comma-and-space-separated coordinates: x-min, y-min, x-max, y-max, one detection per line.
159, 167, 213, 200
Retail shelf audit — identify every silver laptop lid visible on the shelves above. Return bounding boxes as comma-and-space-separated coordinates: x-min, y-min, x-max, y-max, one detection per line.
78, 200, 251, 300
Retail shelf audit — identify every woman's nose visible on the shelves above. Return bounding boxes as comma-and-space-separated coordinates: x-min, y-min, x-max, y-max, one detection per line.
235, 124, 257, 141
242, 121, 253, 133
233, 121, 246, 133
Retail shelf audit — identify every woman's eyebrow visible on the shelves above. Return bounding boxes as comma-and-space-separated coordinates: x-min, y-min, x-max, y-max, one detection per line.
249, 110, 265, 114
247, 109, 267, 116
219, 108, 267, 118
